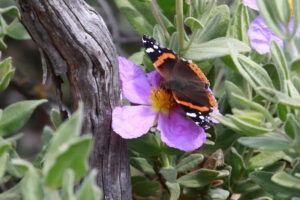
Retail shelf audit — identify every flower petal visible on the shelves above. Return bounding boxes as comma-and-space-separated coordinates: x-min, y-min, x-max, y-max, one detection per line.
147, 70, 164, 87
118, 56, 152, 104
112, 105, 157, 139
158, 109, 206, 151
210, 108, 221, 124
243, 0, 258, 10
248, 15, 283, 54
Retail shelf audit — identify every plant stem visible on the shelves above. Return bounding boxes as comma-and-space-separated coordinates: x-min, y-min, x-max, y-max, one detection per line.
183, 29, 199, 51
287, 39, 299, 61
232, 149, 254, 191
150, 1, 170, 40
213, 69, 224, 92
244, 80, 252, 100
176, 0, 184, 53
161, 152, 171, 167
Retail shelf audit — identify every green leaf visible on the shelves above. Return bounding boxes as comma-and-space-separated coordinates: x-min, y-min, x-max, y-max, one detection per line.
207, 188, 230, 200
256, 0, 286, 38
177, 169, 219, 188
0, 152, 8, 181
0, 99, 47, 136
129, 49, 145, 67
34, 126, 53, 168
250, 171, 300, 197
153, 24, 166, 46
263, 161, 286, 173
41, 126, 54, 146
289, 115, 300, 146
274, 0, 291, 27
238, 136, 292, 151
185, 17, 203, 31
291, 58, 300, 72
12, 159, 44, 200
6, 19, 31, 40
75, 170, 102, 200
0, 37, 6, 49
231, 94, 276, 125
270, 41, 289, 93
287, 80, 300, 98
259, 87, 300, 109
225, 81, 246, 109
166, 182, 180, 200
292, 0, 300, 37
50, 109, 62, 129
0, 183, 21, 200
0, 6, 20, 17
114, 0, 174, 35
272, 172, 300, 191
249, 151, 286, 169
210, 113, 244, 134
229, 115, 272, 136
184, 37, 250, 61
230, 3, 250, 44
197, 5, 230, 43
127, 133, 161, 157
168, 32, 179, 53
232, 109, 264, 126
43, 103, 83, 174
198, 0, 216, 25
160, 167, 177, 182
132, 176, 160, 197
0, 139, 11, 156
176, 153, 204, 173
0, 57, 15, 91
62, 169, 75, 200
130, 157, 155, 175
44, 136, 92, 188
237, 54, 274, 89
229, 147, 245, 181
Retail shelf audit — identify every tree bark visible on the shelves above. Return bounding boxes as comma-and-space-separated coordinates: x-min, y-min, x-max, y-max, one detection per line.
17, 0, 132, 199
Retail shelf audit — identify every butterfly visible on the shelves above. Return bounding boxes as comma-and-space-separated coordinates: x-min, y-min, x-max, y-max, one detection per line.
142, 35, 218, 129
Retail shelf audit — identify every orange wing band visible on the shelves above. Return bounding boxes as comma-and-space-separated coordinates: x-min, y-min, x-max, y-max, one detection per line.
188, 62, 209, 83
153, 53, 176, 68
172, 92, 210, 112
207, 92, 218, 108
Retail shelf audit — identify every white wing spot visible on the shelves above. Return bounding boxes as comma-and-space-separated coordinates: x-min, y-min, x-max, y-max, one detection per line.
199, 116, 204, 119
146, 48, 154, 53
158, 50, 161, 53
186, 112, 197, 118
153, 45, 158, 49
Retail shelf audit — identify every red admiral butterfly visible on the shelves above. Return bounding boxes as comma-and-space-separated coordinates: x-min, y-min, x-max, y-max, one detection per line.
142, 35, 218, 129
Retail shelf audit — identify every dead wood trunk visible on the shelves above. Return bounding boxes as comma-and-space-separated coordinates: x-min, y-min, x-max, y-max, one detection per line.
17, 0, 132, 199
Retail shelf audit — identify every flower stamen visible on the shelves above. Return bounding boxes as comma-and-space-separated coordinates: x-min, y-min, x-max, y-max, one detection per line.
289, 0, 294, 16
149, 87, 175, 114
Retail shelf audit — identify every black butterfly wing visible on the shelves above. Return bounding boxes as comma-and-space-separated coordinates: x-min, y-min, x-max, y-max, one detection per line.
165, 59, 213, 110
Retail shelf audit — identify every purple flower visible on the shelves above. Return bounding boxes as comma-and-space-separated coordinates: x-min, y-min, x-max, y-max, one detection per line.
248, 15, 284, 54
112, 57, 217, 151
243, 0, 258, 10
244, 0, 296, 54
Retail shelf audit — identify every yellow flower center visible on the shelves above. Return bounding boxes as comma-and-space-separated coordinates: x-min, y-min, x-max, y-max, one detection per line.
289, 0, 294, 16
149, 87, 175, 115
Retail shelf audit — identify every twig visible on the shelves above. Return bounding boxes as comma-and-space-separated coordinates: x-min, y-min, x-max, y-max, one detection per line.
150, 1, 170, 40
176, 0, 184, 53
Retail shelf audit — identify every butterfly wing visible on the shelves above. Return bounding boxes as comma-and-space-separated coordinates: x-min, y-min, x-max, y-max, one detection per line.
142, 35, 178, 79
142, 35, 218, 129
166, 59, 218, 129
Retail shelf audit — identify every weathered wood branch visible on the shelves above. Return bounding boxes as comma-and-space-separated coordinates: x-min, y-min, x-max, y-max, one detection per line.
17, 0, 131, 199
